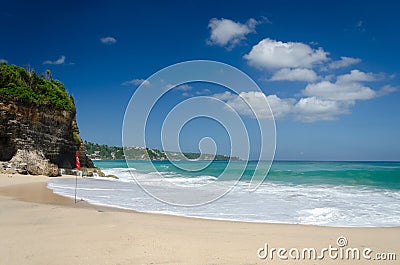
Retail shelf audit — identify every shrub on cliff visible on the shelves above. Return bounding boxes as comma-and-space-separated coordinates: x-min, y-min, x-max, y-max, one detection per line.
0, 62, 75, 111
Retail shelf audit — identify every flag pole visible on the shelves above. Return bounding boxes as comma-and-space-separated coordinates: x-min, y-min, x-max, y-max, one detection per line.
75, 170, 78, 203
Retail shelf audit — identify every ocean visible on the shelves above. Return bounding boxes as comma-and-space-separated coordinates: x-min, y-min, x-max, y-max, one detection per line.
48, 160, 400, 227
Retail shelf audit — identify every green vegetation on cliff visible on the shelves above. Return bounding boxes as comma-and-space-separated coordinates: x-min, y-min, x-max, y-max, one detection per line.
0, 62, 74, 111
85, 141, 125, 160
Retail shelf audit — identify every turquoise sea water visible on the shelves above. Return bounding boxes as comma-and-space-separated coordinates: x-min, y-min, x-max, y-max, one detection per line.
49, 160, 400, 227
95, 160, 400, 190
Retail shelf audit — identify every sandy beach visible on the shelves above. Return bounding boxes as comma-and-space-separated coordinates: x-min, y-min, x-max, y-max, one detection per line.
0, 174, 398, 265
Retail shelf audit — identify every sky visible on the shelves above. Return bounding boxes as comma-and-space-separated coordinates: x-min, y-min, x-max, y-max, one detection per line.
1, 0, 400, 161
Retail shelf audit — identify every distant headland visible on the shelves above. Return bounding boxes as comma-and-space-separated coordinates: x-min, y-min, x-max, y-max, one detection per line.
84, 141, 240, 161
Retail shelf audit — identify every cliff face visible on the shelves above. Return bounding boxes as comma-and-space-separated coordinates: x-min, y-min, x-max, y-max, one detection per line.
0, 97, 94, 172
0, 63, 94, 175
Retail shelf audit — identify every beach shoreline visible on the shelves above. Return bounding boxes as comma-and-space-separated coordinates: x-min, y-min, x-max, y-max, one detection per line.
0, 173, 398, 264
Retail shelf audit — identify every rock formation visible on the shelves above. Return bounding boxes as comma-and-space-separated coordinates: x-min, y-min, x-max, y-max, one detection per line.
0, 63, 93, 176
2, 149, 59, 177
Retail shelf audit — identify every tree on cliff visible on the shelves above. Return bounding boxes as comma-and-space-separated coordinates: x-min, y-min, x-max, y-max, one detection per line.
0, 62, 74, 111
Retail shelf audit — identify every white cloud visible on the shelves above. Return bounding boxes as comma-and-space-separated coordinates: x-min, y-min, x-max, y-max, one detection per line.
175, 84, 192, 91
122, 79, 150, 87
176, 87, 210, 97
265, 94, 295, 119
213, 91, 293, 119
244, 38, 329, 70
221, 92, 344, 121
213, 68, 396, 122
207, 18, 259, 48
376, 85, 398, 96
43, 55, 66, 65
223, 91, 273, 119
336, 69, 378, 83
163, 84, 193, 91
213, 90, 366, 122
100, 36, 117, 44
303, 80, 376, 101
302, 70, 384, 101
208, 28, 397, 122
214, 91, 268, 118
0, 58, 7, 63
213, 91, 236, 101
195, 88, 211, 95
298, 69, 397, 120
294, 97, 351, 122
163, 84, 174, 90
270, 68, 318, 82
328, 56, 361, 69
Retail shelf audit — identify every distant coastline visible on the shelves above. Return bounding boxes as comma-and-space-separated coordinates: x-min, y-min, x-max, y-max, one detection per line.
84, 141, 240, 161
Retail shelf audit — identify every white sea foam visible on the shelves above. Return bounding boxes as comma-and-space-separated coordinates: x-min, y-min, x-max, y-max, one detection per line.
48, 167, 400, 227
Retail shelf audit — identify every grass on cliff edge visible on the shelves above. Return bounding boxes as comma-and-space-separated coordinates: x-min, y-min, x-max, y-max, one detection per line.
0, 62, 75, 111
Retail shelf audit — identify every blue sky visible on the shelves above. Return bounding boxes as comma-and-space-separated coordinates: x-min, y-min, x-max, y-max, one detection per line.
1, 0, 399, 161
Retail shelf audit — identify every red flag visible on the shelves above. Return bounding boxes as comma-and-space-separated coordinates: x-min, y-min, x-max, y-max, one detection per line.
76, 151, 81, 170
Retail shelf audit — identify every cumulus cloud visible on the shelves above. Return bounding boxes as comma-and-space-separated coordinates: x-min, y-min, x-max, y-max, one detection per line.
163, 84, 193, 91
223, 91, 273, 119
270, 68, 318, 82
43, 55, 66, 65
294, 97, 351, 122
0, 58, 7, 63
302, 70, 384, 101
265, 94, 295, 119
213, 91, 235, 101
122, 79, 150, 87
328, 56, 361, 69
213, 90, 372, 122
336, 69, 379, 83
163, 84, 175, 90
213, 91, 345, 121
225, 91, 272, 119
376, 85, 398, 97
207, 18, 261, 49
298, 69, 396, 120
213, 91, 293, 120
175, 84, 192, 91
178, 87, 210, 97
195, 88, 211, 95
100, 36, 117, 44
236, 32, 396, 121
212, 67, 396, 122
303, 81, 376, 101
244, 38, 329, 70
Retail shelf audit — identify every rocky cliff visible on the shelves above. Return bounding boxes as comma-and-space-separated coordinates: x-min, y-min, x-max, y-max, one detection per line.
0, 63, 93, 176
